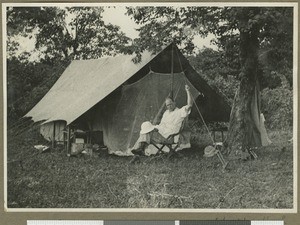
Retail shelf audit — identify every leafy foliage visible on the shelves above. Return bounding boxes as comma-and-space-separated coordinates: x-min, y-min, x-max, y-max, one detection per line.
188, 48, 239, 104
126, 6, 220, 54
7, 58, 69, 123
126, 7, 292, 55
7, 6, 132, 61
258, 8, 293, 88
261, 75, 293, 130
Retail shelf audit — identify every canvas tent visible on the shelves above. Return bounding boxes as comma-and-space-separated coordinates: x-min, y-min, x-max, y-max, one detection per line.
25, 43, 231, 155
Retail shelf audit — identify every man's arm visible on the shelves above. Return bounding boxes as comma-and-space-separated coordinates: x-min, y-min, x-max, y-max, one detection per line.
185, 85, 193, 109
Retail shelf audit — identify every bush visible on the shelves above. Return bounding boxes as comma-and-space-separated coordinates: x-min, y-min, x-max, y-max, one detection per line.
261, 83, 293, 130
7, 59, 69, 121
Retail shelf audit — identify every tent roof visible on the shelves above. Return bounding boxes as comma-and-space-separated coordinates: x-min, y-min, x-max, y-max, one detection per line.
25, 43, 231, 125
25, 50, 157, 125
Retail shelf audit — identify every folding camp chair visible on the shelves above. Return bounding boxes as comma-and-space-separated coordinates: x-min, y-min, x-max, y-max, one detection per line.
151, 117, 190, 158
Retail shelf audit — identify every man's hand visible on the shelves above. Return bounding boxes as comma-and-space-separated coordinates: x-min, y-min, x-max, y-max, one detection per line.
185, 85, 190, 92
153, 125, 159, 132
185, 84, 192, 107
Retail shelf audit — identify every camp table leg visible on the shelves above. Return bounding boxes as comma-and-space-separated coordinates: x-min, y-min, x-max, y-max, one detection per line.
216, 151, 224, 164
63, 130, 66, 151
248, 149, 258, 159
52, 121, 56, 149
216, 151, 228, 169
218, 150, 225, 162
67, 126, 71, 156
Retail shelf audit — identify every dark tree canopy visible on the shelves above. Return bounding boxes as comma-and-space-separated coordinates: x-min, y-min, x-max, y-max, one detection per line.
126, 7, 292, 77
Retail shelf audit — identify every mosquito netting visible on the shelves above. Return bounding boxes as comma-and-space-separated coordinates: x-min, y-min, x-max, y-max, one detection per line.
92, 71, 199, 155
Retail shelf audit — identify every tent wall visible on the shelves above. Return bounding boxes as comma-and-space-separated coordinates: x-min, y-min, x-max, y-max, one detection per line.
40, 121, 66, 142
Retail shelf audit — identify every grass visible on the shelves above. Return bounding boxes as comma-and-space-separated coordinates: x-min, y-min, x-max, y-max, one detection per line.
6, 126, 293, 209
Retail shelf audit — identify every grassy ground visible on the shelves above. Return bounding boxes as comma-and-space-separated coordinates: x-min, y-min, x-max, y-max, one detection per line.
6, 127, 293, 209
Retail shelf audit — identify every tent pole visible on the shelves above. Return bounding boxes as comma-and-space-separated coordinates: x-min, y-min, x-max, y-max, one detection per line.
171, 43, 174, 99
52, 121, 56, 149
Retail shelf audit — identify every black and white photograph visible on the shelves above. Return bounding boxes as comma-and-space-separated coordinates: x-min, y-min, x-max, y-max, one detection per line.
3, 2, 297, 211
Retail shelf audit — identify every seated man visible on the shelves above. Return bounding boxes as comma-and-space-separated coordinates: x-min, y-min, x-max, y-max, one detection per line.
131, 85, 193, 156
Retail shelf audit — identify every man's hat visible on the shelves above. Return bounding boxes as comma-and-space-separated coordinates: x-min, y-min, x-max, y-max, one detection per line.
140, 121, 155, 134
203, 145, 218, 157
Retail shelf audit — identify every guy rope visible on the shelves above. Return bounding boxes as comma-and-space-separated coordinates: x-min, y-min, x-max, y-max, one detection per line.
173, 43, 228, 169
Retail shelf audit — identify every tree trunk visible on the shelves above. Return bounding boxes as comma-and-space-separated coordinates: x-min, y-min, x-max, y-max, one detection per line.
224, 24, 262, 157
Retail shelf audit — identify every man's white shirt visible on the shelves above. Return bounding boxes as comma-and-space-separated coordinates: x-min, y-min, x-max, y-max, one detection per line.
156, 105, 191, 138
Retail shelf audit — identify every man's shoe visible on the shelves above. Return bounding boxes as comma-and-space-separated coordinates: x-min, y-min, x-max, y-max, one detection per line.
131, 148, 145, 156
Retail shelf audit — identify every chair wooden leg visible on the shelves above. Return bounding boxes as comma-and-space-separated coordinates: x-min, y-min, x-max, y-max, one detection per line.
167, 144, 179, 159
152, 143, 166, 155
